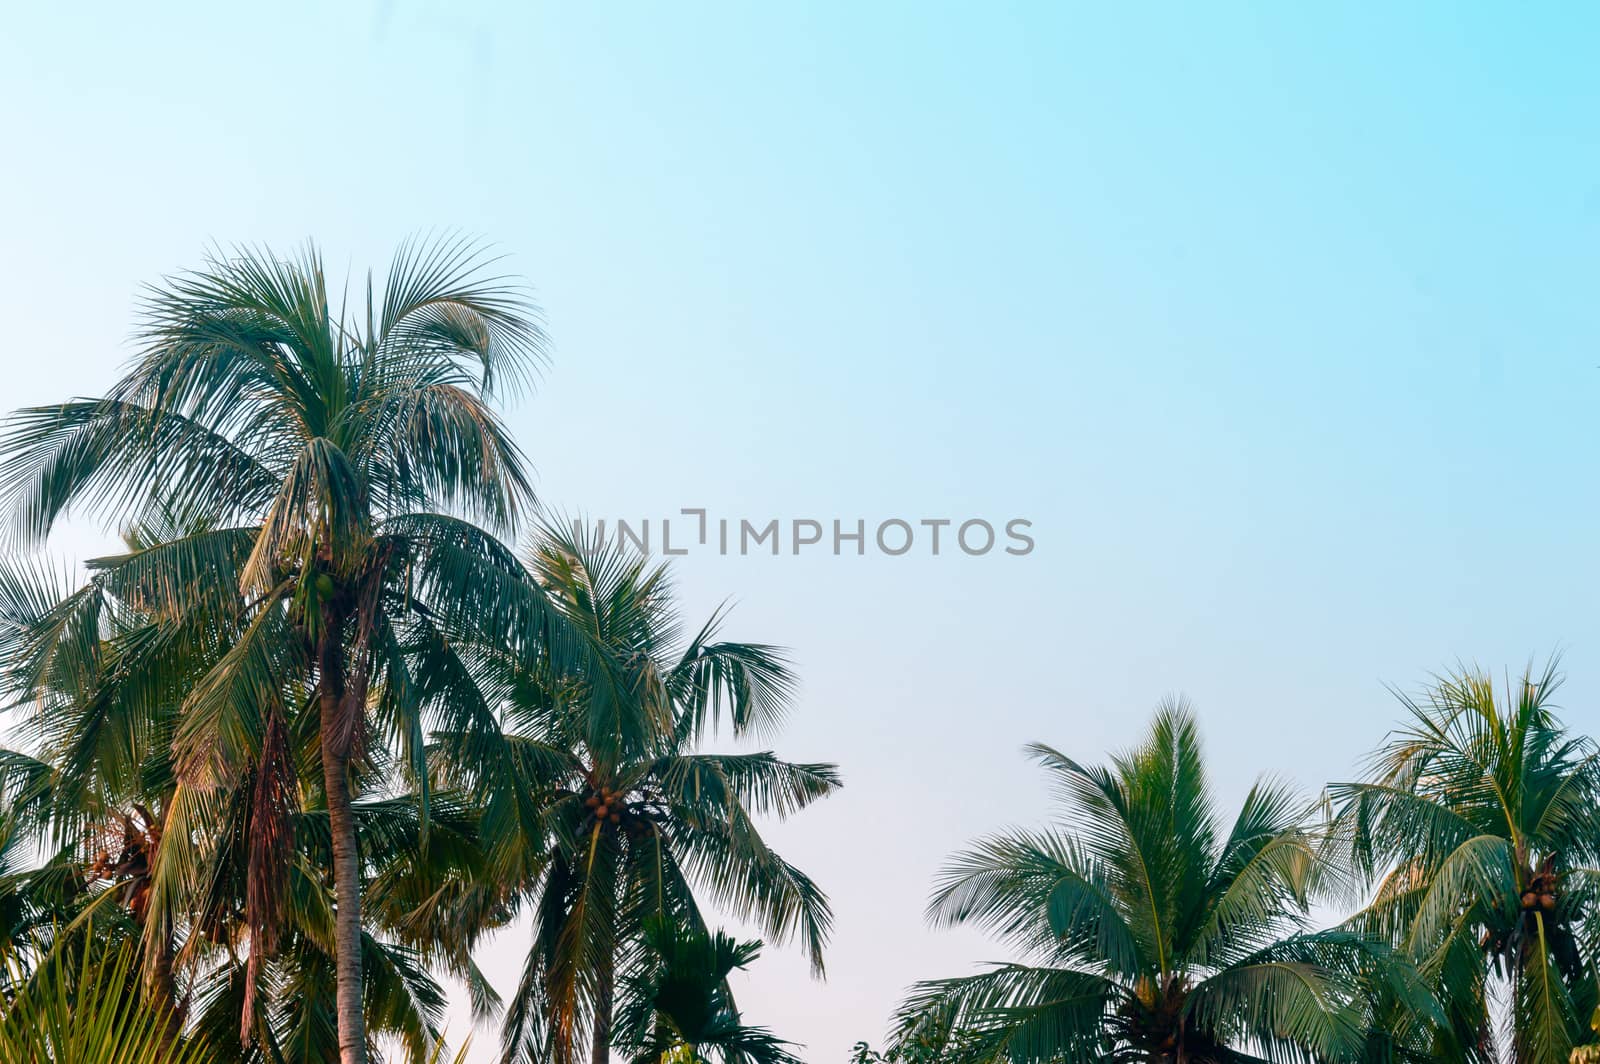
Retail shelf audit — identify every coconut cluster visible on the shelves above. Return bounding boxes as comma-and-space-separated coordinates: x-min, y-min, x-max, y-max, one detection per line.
1519, 870, 1559, 913
581, 783, 655, 839
84, 805, 162, 922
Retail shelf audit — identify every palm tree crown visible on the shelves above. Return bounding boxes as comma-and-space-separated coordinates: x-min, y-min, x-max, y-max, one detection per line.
1326, 662, 1600, 1064
437, 526, 839, 1064
0, 237, 547, 1064
894, 703, 1374, 1063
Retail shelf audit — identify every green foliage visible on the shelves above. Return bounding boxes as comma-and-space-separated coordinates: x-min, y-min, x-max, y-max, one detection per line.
0, 236, 556, 1064
889, 702, 1387, 1063
1571, 1005, 1600, 1063
0, 258, 839, 1062
7, 235, 1600, 1064
0, 943, 213, 1063
434, 524, 838, 1064
0, 546, 501, 1062
851, 1037, 980, 1064
613, 919, 802, 1064
1327, 661, 1600, 1063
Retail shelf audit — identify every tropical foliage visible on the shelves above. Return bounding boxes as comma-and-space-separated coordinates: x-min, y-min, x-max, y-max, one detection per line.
613, 919, 803, 1064
0, 237, 557, 1064
0, 945, 212, 1064
435, 527, 838, 1064
0, 530, 511, 1061
1, 240, 1598, 1064
887, 666, 1600, 1064
887, 703, 1404, 1063
0, 240, 836, 1064
1325, 663, 1600, 1064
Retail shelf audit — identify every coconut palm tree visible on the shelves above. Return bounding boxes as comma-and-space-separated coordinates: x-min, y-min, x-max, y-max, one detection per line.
431, 525, 839, 1064
891, 703, 1392, 1064
0, 237, 550, 1064
1325, 662, 1600, 1064
612, 919, 803, 1064
0, 551, 506, 1063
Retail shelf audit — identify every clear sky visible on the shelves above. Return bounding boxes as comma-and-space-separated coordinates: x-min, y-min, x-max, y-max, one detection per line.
3, 3, 1599, 1060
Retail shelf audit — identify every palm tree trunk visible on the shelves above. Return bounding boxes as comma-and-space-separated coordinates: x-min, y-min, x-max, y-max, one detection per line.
147, 800, 182, 1050
151, 918, 182, 1053
590, 956, 614, 1064
151, 931, 176, 1007
320, 627, 367, 1064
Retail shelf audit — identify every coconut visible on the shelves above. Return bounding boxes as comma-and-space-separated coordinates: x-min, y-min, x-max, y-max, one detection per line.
1540, 894, 1557, 911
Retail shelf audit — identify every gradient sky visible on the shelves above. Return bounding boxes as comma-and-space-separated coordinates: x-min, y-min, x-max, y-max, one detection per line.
4, 3, 1599, 1060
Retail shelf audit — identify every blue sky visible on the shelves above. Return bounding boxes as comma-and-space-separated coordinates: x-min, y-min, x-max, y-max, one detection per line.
3, 3, 1599, 1059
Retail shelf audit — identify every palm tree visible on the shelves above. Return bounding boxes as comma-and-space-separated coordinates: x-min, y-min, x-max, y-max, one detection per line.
434, 525, 839, 1064
1325, 662, 1600, 1064
891, 703, 1386, 1063
612, 919, 803, 1064
0, 237, 548, 1064
0, 552, 506, 1063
